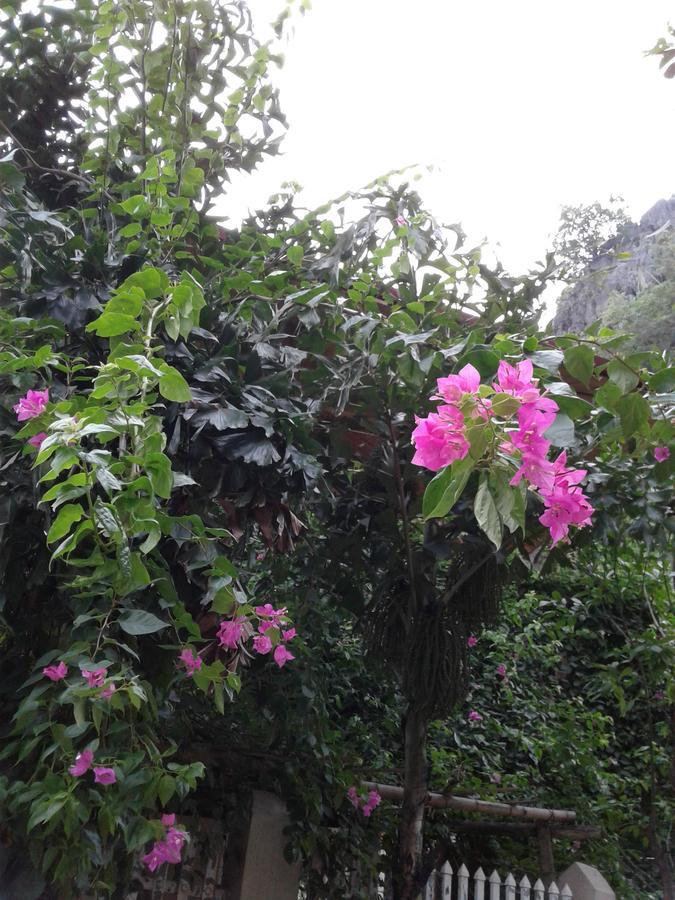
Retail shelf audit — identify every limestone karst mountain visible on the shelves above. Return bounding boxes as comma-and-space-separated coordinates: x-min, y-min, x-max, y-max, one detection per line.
552, 196, 675, 350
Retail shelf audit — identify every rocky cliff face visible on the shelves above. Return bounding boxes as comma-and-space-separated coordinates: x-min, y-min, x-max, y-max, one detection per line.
552, 195, 675, 343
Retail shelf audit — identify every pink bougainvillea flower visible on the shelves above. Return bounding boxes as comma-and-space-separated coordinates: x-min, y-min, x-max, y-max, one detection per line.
257, 619, 274, 634
255, 604, 288, 626
142, 846, 164, 872
435, 363, 481, 403
178, 648, 202, 677
217, 616, 247, 649
162, 827, 186, 864
273, 644, 295, 668
28, 432, 47, 449
496, 663, 507, 678
654, 446, 670, 462
43, 661, 68, 681
539, 480, 593, 546
411, 406, 469, 471
518, 394, 558, 432
93, 766, 116, 785
252, 634, 273, 655
13, 388, 49, 421
468, 710, 483, 723
142, 818, 187, 871
282, 627, 296, 642
395, 215, 408, 227
467, 635, 477, 648
254, 603, 276, 617
69, 749, 94, 777
494, 359, 536, 398
362, 790, 381, 817
510, 450, 555, 494
347, 786, 360, 809
101, 683, 116, 700
81, 667, 106, 688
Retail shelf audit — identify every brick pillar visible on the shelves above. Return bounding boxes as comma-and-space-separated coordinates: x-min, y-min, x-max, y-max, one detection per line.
238, 791, 301, 900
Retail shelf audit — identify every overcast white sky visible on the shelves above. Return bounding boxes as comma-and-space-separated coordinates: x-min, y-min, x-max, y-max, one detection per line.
219, 0, 674, 281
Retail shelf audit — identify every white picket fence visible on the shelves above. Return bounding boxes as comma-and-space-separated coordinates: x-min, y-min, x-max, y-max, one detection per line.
423, 863, 572, 900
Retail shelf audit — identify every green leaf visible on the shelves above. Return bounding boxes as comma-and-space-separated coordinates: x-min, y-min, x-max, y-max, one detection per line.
211, 586, 235, 615
616, 393, 650, 439
120, 268, 169, 299
158, 367, 191, 402
27, 797, 67, 832
210, 556, 238, 578
595, 382, 622, 411
563, 345, 595, 386
649, 366, 675, 393
158, 775, 176, 806
119, 222, 141, 237
145, 452, 173, 499
466, 424, 488, 461
47, 503, 85, 543
422, 456, 475, 520
118, 610, 169, 635
546, 382, 592, 420
474, 473, 502, 549
607, 358, 639, 394
86, 313, 139, 337
94, 500, 122, 539
214, 679, 225, 714
456, 348, 499, 379
106, 290, 144, 318
490, 393, 521, 417
528, 349, 563, 374
544, 413, 576, 448
489, 468, 525, 534
96, 467, 123, 493
287, 245, 304, 267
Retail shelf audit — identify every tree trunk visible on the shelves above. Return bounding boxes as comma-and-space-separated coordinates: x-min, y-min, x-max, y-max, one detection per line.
394, 705, 429, 900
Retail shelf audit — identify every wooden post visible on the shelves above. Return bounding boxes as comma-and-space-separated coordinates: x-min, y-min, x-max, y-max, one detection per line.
537, 825, 555, 882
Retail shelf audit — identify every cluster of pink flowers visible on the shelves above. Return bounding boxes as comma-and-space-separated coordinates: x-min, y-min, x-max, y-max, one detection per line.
14, 388, 48, 421
13, 388, 49, 449
216, 604, 296, 669
468, 710, 483, 723
412, 360, 594, 545
69, 749, 116, 785
43, 661, 116, 699
347, 787, 381, 818
142, 814, 187, 872
178, 647, 202, 677
43, 660, 68, 681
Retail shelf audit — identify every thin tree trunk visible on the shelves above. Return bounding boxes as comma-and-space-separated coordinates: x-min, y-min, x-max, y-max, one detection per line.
395, 705, 429, 900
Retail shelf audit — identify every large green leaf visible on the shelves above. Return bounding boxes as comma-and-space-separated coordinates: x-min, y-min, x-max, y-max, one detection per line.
607, 358, 639, 394
47, 503, 85, 543
544, 413, 576, 448
422, 456, 475, 520
474, 473, 502, 549
563, 345, 594, 386
118, 610, 169, 635
121, 267, 169, 299
86, 313, 139, 337
158, 366, 191, 402
145, 452, 173, 499
616, 393, 650, 439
